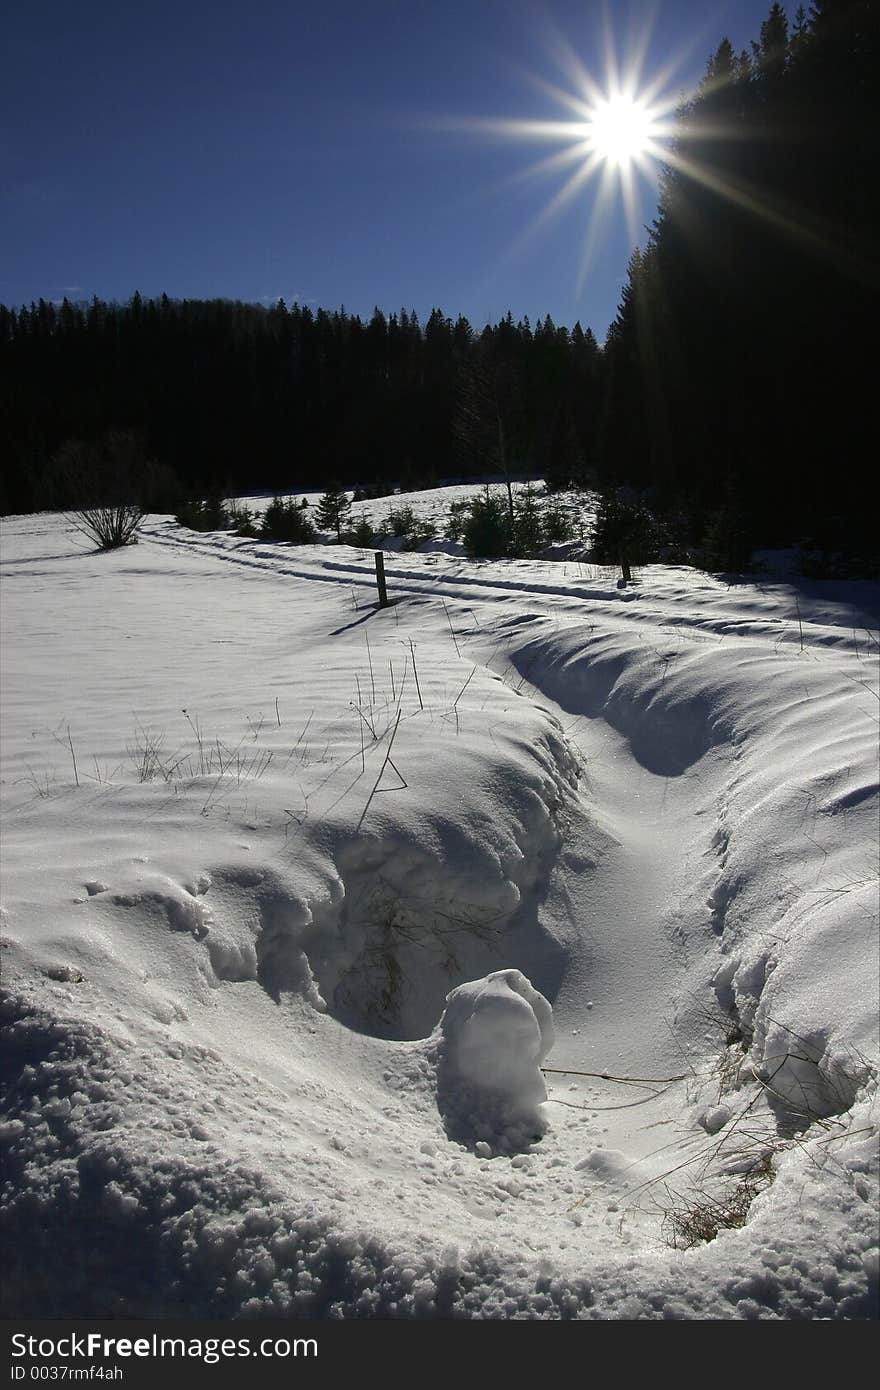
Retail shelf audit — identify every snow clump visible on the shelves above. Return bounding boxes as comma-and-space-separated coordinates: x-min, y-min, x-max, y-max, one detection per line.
436, 969, 554, 1155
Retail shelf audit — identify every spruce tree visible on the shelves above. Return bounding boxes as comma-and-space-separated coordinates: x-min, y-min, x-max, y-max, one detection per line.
315, 483, 352, 540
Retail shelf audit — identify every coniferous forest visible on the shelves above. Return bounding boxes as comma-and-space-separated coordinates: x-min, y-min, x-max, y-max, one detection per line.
2, 2, 877, 568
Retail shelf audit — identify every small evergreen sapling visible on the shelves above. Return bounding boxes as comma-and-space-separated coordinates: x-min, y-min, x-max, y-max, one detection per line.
315, 484, 352, 540
260, 496, 316, 543
461, 487, 512, 559
348, 516, 376, 547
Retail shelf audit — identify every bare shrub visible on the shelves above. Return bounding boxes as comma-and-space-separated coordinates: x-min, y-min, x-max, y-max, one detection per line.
71, 503, 144, 550
51, 431, 154, 549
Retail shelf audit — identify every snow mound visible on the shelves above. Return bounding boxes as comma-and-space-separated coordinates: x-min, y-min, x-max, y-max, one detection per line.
436, 969, 554, 1155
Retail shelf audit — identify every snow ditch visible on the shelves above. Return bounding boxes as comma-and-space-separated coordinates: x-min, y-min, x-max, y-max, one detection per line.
506, 618, 879, 1134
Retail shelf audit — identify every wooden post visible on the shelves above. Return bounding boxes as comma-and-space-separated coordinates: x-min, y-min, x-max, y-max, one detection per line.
375, 551, 389, 607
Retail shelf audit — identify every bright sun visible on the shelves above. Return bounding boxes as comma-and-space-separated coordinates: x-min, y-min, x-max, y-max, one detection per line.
445, 11, 681, 290
586, 95, 656, 167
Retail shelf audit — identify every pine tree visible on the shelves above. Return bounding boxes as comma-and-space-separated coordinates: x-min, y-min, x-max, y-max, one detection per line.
260, 496, 315, 543
754, 2, 789, 88
461, 487, 511, 559
315, 483, 352, 540
511, 483, 544, 557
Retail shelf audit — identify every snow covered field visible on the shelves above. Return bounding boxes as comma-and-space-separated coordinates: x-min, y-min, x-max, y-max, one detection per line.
1, 490, 878, 1320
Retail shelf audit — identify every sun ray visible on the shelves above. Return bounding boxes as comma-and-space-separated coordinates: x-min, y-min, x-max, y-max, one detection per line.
622, 0, 660, 92
501, 151, 606, 270
659, 145, 877, 284
600, 1, 622, 99
619, 158, 643, 250
431, 115, 593, 142
517, 67, 594, 123
490, 139, 598, 196
532, 15, 608, 111
576, 160, 620, 294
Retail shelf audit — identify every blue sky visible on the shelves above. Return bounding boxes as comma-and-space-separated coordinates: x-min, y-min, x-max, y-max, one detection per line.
3, 1, 791, 339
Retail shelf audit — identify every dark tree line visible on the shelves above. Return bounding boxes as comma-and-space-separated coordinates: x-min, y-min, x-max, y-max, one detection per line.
2, 2, 875, 570
600, 0, 879, 567
0, 294, 602, 516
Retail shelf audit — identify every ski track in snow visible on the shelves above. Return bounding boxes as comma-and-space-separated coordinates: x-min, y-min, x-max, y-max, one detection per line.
1, 504, 878, 1320
137, 518, 879, 654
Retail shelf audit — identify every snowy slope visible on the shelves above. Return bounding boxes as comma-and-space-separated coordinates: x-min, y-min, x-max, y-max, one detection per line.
1, 500, 878, 1319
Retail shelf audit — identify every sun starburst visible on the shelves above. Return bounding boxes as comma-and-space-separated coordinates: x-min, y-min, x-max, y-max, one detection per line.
437, 8, 693, 295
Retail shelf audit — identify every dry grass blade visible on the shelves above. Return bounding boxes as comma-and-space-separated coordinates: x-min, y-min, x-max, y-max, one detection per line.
356, 711, 404, 831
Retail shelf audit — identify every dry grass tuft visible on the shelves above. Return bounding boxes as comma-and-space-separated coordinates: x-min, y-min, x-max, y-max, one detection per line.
661, 1154, 773, 1249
